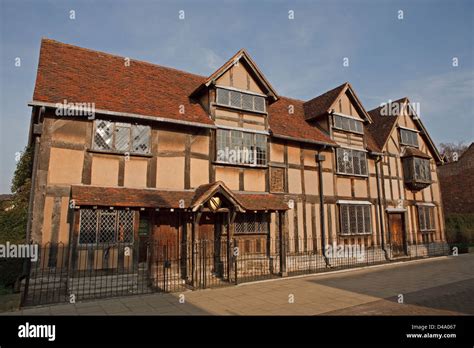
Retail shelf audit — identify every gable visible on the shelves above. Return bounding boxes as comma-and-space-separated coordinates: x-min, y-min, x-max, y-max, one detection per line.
215, 59, 265, 94
332, 90, 364, 120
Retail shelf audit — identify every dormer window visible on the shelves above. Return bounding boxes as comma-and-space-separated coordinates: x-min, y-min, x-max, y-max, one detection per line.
332, 114, 364, 134
216, 87, 266, 113
399, 128, 419, 147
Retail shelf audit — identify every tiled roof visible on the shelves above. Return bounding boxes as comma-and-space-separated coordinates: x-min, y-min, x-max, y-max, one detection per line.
367, 98, 407, 151
401, 147, 432, 159
71, 185, 289, 211
268, 96, 336, 145
33, 39, 213, 126
303, 83, 347, 120
71, 186, 195, 208
32, 38, 334, 146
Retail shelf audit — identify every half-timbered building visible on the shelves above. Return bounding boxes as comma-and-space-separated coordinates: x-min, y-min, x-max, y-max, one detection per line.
23, 39, 448, 302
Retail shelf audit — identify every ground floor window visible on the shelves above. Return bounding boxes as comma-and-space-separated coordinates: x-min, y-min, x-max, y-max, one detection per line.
418, 206, 435, 232
235, 213, 269, 234
339, 204, 372, 235
79, 209, 135, 245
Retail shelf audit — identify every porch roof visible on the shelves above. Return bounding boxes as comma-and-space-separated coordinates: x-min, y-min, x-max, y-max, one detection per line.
70, 185, 289, 211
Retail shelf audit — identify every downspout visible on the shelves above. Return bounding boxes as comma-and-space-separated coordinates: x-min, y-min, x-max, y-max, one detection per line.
374, 155, 388, 259
25, 106, 45, 243
316, 150, 330, 267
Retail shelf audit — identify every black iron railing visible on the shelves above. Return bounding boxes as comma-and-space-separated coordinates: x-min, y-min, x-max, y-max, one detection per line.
20, 238, 452, 306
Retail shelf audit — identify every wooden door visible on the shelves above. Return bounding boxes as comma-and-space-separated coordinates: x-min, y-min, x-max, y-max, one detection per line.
153, 212, 180, 261
388, 213, 406, 257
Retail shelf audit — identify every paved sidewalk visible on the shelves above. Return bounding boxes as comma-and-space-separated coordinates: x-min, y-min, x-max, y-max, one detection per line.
5, 253, 474, 316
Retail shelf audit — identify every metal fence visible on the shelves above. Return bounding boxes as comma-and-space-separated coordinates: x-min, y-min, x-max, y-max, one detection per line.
21, 238, 452, 307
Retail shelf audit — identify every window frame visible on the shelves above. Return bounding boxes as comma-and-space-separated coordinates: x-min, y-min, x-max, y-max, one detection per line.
418, 205, 436, 233
332, 113, 364, 135
402, 156, 432, 184
338, 203, 373, 236
78, 209, 135, 246
216, 87, 266, 113
92, 119, 151, 155
215, 127, 268, 167
399, 127, 419, 147
234, 213, 270, 235
336, 147, 368, 177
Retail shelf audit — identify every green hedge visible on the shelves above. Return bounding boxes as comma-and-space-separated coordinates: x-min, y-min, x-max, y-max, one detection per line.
445, 213, 474, 244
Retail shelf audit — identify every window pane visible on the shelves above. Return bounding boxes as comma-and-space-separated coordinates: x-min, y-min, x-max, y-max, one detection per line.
344, 149, 353, 174
336, 148, 346, 173
216, 129, 230, 162
242, 132, 254, 164
132, 125, 151, 154
353, 150, 361, 175
79, 209, 98, 244
341, 117, 350, 131
255, 134, 267, 165
115, 123, 131, 152
349, 205, 357, 234
355, 121, 363, 133
359, 152, 367, 175
217, 88, 230, 105
230, 91, 241, 108
364, 206, 371, 233
98, 211, 117, 243
341, 206, 349, 234
242, 93, 253, 110
356, 206, 364, 234
117, 210, 134, 243
254, 96, 265, 112
334, 115, 342, 129
419, 207, 426, 231
94, 120, 114, 150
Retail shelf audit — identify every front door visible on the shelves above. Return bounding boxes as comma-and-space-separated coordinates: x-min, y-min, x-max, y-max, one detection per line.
388, 213, 406, 257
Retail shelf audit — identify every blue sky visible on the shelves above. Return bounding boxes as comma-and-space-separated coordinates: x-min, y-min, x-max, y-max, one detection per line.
0, 0, 473, 193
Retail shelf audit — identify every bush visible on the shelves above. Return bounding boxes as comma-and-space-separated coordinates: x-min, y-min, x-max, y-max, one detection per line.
446, 213, 474, 245
0, 259, 27, 292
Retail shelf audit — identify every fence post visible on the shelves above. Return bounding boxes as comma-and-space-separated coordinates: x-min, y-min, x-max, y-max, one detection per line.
278, 211, 287, 277
20, 256, 32, 307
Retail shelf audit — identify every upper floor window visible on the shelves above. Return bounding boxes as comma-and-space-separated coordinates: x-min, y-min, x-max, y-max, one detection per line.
216, 128, 267, 166
399, 128, 419, 147
339, 204, 372, 235
336, 148, 368, 176
402, 156, 431, 190
418, 206, 435, 232
216, 87, 266, 113
93, 120, 151, 155
333, 114, 364, 134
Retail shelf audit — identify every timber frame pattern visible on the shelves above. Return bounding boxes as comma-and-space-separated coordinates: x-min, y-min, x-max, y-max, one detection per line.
21, 39, 449, 306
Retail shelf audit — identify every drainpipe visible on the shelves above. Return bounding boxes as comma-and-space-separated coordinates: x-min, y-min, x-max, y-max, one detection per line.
374, 155, 388, 259
316, 150, 330, 267
26, 106, 45, 243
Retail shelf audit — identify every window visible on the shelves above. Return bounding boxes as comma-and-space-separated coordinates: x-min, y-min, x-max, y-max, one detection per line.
339, 204, 372, 235
216, 88, 266, 113
400, 128, 419, 147
235, 213, 269, 234
418, 206, 435, 232
333, 114, 364, 134
216, 129, 267, 166
79, 209, 134, 245
403, 157, 431, 186
336, 148, 368, 176
93, 120, 151, 154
